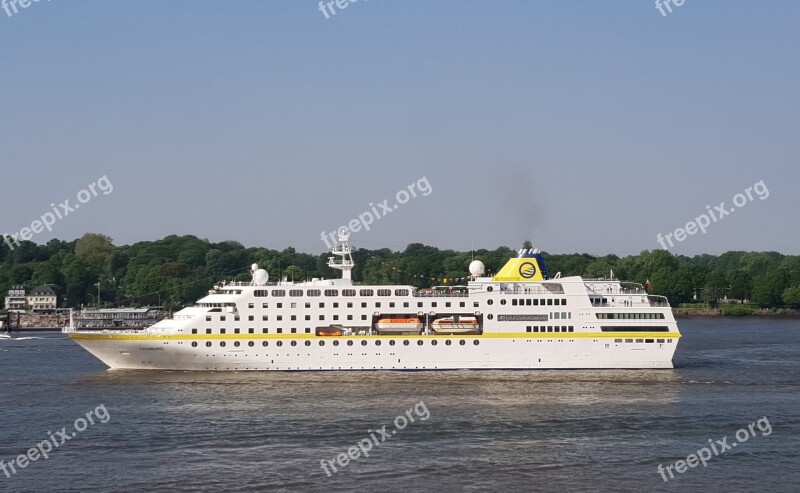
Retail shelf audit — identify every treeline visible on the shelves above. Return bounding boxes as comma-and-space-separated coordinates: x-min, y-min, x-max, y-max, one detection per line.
1, 234, 800, 309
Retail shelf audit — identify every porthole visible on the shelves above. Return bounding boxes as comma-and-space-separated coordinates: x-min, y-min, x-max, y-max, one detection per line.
333, 340, 339, 346
445, 340, 452, 346
431, 340, 438, 346
220, 341, 226, 347
375, 340, 381, 346
347, 340, 354, 346
319, 340, 325, 346
291, 341, 297, 347
248, 341, 254, 347
277, 341, 283, 347
488, 314, 494, 320
262, 341, 269, 347
361, 340, 368, 346
305, 341, 311, 346
191, 341, 198, 347
459, 340, 466, 346
500, 299, 506, 305
206, 341, 212, 347
389, 340, 395, 346
487, 286, 493, 292
473, 340, 480, 346
417, 340, 423, 346
234, 341, 240, 347
403, 340, 410, 346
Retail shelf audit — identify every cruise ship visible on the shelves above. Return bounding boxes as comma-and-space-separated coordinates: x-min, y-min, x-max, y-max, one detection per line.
64, 234, 681, 370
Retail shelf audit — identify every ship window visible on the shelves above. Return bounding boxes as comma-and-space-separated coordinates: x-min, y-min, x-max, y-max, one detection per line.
220, 341, 226, 347
375, 302, 381, 308
361, 315, 367, 320
446, 302, 451, 308
206, 316, 211, 321
333, 340, 339, 346
343, 289, 356, 297
220, 329, 226, 334
474, 302, 479, 307
308, 290, 321, 297
277, 315, 283, 321
206, 341, 212, 347
325, 290, 338, 297
277, 328, 283, 333
487, 300, 493, 305
500, 300, 506, 306
305, 315, 311, 321
234, 315, 240, 321
645, 339, 654, 343
361, 302, 367, 308
234, 341, 240, 347
305, 341, 311, 346
360, 289, 374, 296
562, 299, 567, 305
305, 328, 311, 333
255, 290, 269, 297
625, 338, 633, 343
262, 315, 268, 321
512, 299, 518, 306
395, 289, 409, 296
191, 341, 198, 347
347, 302, 353, 308
291, 328, 297, 333
347, 340, 353, 346
568, 326, 574, 332
417, 340, 423, 346
291, 315, 297, 321
459, 340, 466, 346
487, 314, 493, 320
248, 303, 254, 309
657, 339, 665, 343
277, 303, 282, 308
347, 315, 353, 320
668, 339, 673, 343
361, 340, 368, 346
377, 289, 391, 296
554, 299, 560, 305
319, 315, 325, 320
234, 328, 240, 334
277, 341, 283, 346
319, 341, 325, 346
419, 302, 424, 308
404, 302, 410, 308
460, 302, 465, 307
445, 340, 452, 345
547, 299, 553, 305
290, 290, 303, 297
333, 302, 339, 308
390, 302, 396, 308
206, 329, 211, 334
554, 313, 560, 319
262, 303, 268, 308
220, 316, 226, 322
375, 340, 381, 346
403, 340, 410, 346
487, 286, 493, 292
272, 290, 285, 297
248, 315, 254, 321
431, 340, 438, 346
262, 328, 268, 333
191, 329, 197, 334
636, 339, 644, 343
333, 315, 339, 321
473, 340, 480, 345
389, 340, 396, 346
262, 341, 268, 347
291, 341, 297, 346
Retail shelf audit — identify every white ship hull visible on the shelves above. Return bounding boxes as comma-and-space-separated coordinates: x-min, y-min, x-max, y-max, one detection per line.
67, 332, 677, 370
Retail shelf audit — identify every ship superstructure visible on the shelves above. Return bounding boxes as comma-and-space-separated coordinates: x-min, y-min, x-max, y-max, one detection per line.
65, 234, 680, 370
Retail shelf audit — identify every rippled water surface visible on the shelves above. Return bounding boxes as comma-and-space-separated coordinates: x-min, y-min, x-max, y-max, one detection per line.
1, 317, 799, 492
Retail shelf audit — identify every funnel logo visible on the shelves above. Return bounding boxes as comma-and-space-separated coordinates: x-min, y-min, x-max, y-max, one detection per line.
519, 262, 537, 279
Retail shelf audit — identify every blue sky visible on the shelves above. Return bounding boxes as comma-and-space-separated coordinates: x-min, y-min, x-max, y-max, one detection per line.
1, 1, 798, 255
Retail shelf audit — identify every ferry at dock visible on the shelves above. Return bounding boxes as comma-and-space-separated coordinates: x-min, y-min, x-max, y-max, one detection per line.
64, 234, 681, 370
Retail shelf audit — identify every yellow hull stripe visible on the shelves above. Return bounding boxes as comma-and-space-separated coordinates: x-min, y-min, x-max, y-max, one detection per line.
67, 331, 681, 342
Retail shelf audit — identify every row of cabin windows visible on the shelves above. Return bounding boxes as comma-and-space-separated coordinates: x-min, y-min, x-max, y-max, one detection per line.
190, 339, 481, 348
512, 298, 567, 306
613, 338, 673, 343
597, 313, 665, 319
526, 326, 574, 333
254, 289, 411, 297
208, 300, 475, 320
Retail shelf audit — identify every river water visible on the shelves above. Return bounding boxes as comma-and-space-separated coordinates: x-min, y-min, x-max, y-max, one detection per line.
1, 317, 798, 492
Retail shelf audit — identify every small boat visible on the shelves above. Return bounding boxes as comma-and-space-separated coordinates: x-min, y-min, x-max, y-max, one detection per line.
316, 326, 344, 337
431, 316, 480, 334
375, 318, 423, 332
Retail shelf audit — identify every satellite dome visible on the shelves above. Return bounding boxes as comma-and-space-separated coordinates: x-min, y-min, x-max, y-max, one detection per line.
251, 263, 259, 272
469, 260, 485, 277
253, 269, 269, 286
